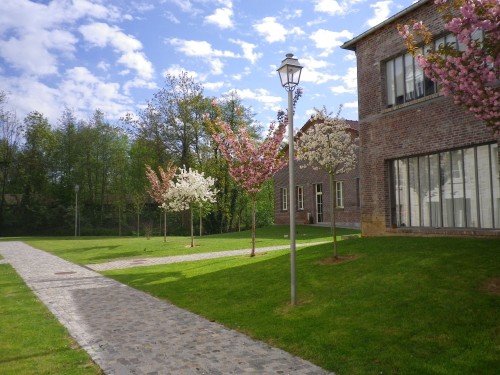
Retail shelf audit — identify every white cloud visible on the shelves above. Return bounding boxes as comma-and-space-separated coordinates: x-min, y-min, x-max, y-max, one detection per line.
314, 0, 366, 16
79, 22, 154, 80
203, 81, 226, 91
60, 67, 131, 115
230, 39, 262, 64
366, 1, 393, 27
253, 17, 287, 43
164, 11, 180, 23
344, 100, 358, 108
298, 57, 341, 84
170, 0, 194, 13
309, 29, 354, 56
0, 29, 77, 76
162, 65, 203, 81
314, 0, 347, 15
285, 10, 303, 20
209, 58, 224, 75
168, 38, 237, 58
230, 88, 281, 110
204, 7, 233, 29
329, 66, 357, 94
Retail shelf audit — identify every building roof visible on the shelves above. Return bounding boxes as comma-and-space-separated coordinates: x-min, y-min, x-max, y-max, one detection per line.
341, 0, 430, 51
281, 117, 359, 153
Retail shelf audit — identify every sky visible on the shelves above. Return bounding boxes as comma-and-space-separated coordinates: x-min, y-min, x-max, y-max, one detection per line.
0, 0, 418, 131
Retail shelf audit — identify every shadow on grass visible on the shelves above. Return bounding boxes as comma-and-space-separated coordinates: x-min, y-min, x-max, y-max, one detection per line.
105, 237, 500, 375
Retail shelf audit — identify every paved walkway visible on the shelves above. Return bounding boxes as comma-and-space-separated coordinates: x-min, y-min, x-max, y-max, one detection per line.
0, 241, 333, 375
88, 242, 327, 271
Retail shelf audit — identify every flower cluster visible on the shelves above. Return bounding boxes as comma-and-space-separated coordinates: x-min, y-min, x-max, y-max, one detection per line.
145, 161, 177, 206
295, 107, 358, 176
211, 113, 287, 196
163, 166, 218, 212
397, 0, 499, 132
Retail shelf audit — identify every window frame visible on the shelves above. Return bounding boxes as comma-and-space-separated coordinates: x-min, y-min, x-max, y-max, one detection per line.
281, 187, 288, 211
390, 143, 499, 229
297, 185, 304, 211
335, 181, 344, 209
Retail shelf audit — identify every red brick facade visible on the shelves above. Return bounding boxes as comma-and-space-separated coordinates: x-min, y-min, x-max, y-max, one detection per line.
274, 122, 360, 228
342, 0, 500, 237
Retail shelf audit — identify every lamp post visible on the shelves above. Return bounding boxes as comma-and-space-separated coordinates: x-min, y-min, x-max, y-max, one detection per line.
277, 53, 303, 305
74, 185, 79, 238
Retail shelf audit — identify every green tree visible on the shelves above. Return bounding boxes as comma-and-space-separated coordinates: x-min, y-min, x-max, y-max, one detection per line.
0, 92, 23, 234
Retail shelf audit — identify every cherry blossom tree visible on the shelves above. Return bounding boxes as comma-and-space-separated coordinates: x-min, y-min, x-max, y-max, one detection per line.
165, 166, 217, 247
295, 107, 358, 259
145, 161, 177, 242
398, 0, 499, 133
208, 98, 293, 257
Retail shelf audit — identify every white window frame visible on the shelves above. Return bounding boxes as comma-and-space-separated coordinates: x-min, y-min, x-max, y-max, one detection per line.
282, 188, 288, 211
336, 181, 344, 208
297, 185, 304, 210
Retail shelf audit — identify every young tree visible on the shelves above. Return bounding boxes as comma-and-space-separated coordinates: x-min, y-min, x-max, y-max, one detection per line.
398, 0, 499, 133
295, 107, 358, 259
209, 101, 289, 257
0, 92, 23, 234
145, 161, 177, 242
165, 167, 217, 247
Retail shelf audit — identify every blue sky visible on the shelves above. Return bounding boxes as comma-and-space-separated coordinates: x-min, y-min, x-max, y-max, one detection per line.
0, 0, 417, 130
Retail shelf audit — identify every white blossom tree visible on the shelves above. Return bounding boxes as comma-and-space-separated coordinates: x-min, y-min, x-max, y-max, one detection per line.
164, 167, 218, 247
295, 107, 358, 258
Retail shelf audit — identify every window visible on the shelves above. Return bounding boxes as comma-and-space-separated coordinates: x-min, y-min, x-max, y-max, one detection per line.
281, 188, 288, 211
335, 181, 344, 208
386, 52, 436, 107
315, 184, 323, 223
390, 144, 500, 229
297, 186, 304, 210
386, 31, 485, 108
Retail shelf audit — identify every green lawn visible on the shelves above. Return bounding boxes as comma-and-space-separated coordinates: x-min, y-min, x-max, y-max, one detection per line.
102, 236, 500, 375
18, 225, 358, 264
0, 264, 102, 375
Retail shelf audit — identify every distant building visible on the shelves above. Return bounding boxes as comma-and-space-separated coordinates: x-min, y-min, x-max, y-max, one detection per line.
341, 0, 499, 236
274, 117, 360, 228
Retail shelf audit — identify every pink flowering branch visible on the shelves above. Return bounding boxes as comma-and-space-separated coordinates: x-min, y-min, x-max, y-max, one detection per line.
145, 161, 177, 242
207, 95, 301, 256
397, 0, 499, 133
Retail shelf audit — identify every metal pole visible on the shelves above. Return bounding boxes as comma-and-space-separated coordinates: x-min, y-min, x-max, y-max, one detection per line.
288, 89, 297, 305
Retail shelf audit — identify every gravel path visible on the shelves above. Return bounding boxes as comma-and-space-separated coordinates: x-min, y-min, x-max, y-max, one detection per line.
0, 241, 333, 375
88, 242, 327, 271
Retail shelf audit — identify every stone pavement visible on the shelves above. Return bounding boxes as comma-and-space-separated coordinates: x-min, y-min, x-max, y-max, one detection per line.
88, 242, 327, 271
0, 241, 333, 375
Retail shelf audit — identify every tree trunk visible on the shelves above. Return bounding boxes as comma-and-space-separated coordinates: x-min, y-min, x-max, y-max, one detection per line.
251, 196, 256, 257
163, 209, 167, 243
137, 207, 140, 237
190, 206, 194, 247
199, 204, 202, 237
330, 173, 338, 258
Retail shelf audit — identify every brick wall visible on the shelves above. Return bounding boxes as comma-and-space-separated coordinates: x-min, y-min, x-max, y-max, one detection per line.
352, 0, 500, 236
274, 159, 360, 228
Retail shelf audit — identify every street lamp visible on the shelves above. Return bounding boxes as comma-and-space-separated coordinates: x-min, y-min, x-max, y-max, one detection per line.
74, 185, 79, 238
277, 53, 303, 305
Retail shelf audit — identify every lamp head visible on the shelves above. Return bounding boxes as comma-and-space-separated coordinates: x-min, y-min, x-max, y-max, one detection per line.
277, 53, 303, 91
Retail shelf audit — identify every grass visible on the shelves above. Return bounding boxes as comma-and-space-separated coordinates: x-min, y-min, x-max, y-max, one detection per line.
102, 236, 500, 375
0, 264, 102, 375
17, 225, 359, 264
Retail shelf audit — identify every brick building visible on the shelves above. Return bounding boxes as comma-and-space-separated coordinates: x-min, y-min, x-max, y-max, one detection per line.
341, 0, 500, 236
274, 118, 360, 228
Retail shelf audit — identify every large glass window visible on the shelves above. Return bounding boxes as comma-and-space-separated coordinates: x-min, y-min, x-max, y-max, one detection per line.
391, 144, 499, 229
